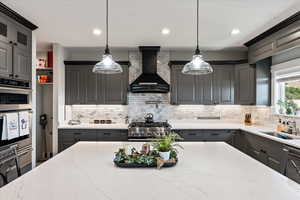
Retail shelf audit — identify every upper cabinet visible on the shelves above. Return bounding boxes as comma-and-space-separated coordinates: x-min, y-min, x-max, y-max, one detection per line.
170, 63, 235, 105
170, 60, 271, 106
0, 9, 36, 82
234, 58, 271, 106
65, 62, 129, 105
246, 12, 300, 64
235, 64, 255, 105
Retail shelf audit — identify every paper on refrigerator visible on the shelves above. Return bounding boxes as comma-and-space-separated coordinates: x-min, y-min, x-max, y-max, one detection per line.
19, 111, 30, 136
5, 112, 19, 140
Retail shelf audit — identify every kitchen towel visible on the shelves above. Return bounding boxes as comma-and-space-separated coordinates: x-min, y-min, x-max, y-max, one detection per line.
19, 111, 30, 136
5, 112, 19, 140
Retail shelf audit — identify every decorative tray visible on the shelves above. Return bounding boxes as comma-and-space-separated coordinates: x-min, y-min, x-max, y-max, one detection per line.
114, 159, 177, 168
113, 145, 178, 169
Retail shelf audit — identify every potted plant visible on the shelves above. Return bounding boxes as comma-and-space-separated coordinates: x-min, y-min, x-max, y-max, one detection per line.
277, 99, 286, 114
152, 133, 183, 161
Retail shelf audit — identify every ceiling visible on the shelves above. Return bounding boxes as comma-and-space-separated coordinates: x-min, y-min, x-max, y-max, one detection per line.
2, 0, 300, 50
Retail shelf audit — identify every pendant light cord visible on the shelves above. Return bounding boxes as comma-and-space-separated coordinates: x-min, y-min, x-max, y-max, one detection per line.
105, 0, 110, 54
195, 0, 200, 54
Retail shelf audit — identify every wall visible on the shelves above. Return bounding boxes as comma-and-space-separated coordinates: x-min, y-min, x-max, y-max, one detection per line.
65, 47, 272, 125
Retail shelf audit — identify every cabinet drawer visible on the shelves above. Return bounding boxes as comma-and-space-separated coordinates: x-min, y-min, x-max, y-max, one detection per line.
205, 130, 233, 141
177, 130, 207, 141
97, 130, 128, 141
73, 131, 97, 142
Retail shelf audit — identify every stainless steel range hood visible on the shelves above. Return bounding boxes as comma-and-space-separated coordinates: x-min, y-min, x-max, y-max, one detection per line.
130, 46, 169, 93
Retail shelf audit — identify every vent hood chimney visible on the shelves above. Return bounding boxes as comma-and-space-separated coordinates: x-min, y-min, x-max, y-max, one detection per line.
130, 46, 170, 93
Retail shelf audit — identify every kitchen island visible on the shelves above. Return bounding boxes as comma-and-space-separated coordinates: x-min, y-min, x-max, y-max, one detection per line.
1, 142, 300, 200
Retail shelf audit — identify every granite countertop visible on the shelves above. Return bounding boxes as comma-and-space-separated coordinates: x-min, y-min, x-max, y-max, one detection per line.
1, 142, 299, 200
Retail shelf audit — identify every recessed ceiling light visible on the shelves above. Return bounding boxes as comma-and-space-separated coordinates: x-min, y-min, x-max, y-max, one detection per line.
231, 28, 240, 35
93, 28, 102, 36
161, 28, 170, 35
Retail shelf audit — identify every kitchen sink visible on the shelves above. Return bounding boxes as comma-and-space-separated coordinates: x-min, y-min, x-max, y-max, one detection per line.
260, 131, 294, 140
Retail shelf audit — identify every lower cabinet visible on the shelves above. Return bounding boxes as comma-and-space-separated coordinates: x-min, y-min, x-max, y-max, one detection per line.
175, 129, 235, 142
231, 131, 285, 173
58, 129, 128, 152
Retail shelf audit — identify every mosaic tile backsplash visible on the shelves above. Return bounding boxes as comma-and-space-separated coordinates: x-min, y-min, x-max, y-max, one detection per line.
66, 50, 273, 125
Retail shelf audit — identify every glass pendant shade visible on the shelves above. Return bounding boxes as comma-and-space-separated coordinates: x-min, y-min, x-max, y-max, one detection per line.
93, 54, 123, 74
182, 54, 213, 75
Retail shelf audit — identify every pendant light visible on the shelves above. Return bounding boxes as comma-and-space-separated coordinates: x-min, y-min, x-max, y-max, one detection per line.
93, 0, 123, 74
182, 0, 213, 75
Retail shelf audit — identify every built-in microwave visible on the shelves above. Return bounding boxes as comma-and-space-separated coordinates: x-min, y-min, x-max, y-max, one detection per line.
0, 87, 31, 111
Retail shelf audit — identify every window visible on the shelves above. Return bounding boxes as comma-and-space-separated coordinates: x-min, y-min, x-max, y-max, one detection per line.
276, 75, 300, 116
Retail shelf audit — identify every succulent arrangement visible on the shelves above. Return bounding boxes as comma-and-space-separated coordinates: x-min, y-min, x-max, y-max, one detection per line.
113, 133, 183, 168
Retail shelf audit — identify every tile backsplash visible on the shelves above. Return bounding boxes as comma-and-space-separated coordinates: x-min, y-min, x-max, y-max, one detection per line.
66, 104, 273, 125
65, 50, 274, 125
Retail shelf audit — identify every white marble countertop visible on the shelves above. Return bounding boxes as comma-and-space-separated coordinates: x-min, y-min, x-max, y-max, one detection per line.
58, 122, 129, 129
1, 142, 299, 200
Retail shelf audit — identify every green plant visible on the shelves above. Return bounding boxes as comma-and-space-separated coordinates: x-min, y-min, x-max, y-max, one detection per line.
277, 99, 298, 115
152, 133, 183, 152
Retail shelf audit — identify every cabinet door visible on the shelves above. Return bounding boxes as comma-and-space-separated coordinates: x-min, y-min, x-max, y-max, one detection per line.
0, 13, 14, 43
12, 23, 31, 52
171, 65, 196, 104
264, 139, 284, 173
235, 64, 255, 105
285, 154, 300, 184
0, 40, 13, 78
65, 66, 86, 105
212, 66, 234, 104
13, 47, 31, 81
104, 65, 128, 104
256, 58, 271, 106
85, 66, 99, 104
197, 73, 213, 105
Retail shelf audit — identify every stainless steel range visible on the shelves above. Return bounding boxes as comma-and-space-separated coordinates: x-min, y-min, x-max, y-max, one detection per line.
128, 121, 171, 141
128, 113, 172, 141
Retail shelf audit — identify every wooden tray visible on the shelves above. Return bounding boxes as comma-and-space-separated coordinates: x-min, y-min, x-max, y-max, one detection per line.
114, 160, 177, 168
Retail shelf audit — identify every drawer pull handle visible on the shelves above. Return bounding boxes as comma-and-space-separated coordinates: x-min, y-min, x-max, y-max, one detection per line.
188, 133, 196, 136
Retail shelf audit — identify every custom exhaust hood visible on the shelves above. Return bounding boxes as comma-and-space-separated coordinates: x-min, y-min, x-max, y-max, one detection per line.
130, 46, 169, 93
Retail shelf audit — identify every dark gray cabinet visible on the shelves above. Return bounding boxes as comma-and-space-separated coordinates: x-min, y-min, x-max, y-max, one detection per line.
235, 60, 271, 106
0, 12, 32, 82
235, 64, 255, 105
248, 19, 300, 64
284, 147, 300, 184
171, 65, 196, 104
213, 65, 235, 104
171, 64, 234, 105
65, 64, 129, 105
65, 66, 86, 104
175, 129, 235, 142
255, 58, 271, 106
234, 131, 286, 173
58, 129, 128, 152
